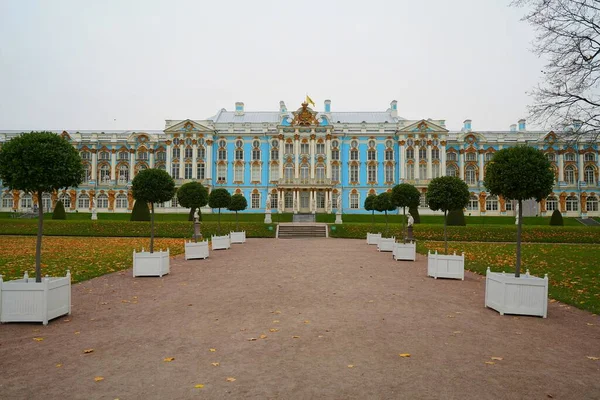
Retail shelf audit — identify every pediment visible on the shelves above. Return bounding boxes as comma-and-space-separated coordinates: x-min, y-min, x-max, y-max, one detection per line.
290, 103, 319, 127
164, 119, 213, 133
399, 119, 448, 133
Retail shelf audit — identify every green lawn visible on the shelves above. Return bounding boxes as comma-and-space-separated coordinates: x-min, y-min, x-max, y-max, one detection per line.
0, 212, 294, 222
419, 241, 600, 315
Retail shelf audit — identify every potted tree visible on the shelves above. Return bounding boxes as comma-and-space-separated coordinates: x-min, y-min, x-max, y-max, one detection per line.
131, 168, 176, 277
0, 132, 83, 325
374, 192, 396, 252
177, 182, 209, 260
364, 194, 381, 245
426, 176, 470, 280
483, 146, 554, 317
208, 188, 231, 250
228, 193, 247, 244
391, 183, 420, 261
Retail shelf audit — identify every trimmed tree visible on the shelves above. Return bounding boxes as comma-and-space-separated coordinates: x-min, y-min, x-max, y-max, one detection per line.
130, 199, 150, 221
0, 132, 84, 282
391, 183, 421, 242
131, 168, 176, 253
447, 208, 466, 226
484, 146, 554, 277
364, 194, 376, 228
52, 199, 67, 220
228, 193, 248, 231
177, 181, 209, 221
549, 209, 564, 226
374, 192, 396, 233
208, 188, 231, 234
426, 176, 470, 255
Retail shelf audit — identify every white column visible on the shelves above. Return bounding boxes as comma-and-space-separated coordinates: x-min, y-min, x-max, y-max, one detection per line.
166, 143, 172, 176
129, 151, 135, 181
294, 136, 299, 178
310, 137, 315, 179
440, 142, 447, 177
325, 190, 330, 212
110, 150, 116, 181
179, 155, 184, 180
479, 151, 485, 182
91, 150, 97, 182
326, 137, 332, 179
426, 145, 432, 179
278, 137, 284, 178
459, 151, 465, 181
578, 152, 584, 183
205, 140, 213, 181
149, 150, 154, 168
399, 142, 405, 180
192, 144, 197, 179
558, 152, 564, 183
415, 145, 420, 180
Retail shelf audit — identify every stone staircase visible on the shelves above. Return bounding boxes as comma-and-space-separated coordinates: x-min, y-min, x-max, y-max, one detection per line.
293, 213, 316, 223
277, 223, 328, 239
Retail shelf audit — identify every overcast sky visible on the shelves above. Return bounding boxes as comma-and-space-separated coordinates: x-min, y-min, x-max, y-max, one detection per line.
0, 0, 543, 132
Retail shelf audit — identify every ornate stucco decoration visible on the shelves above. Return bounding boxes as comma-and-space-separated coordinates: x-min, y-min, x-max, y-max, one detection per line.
291, 102, 319, 127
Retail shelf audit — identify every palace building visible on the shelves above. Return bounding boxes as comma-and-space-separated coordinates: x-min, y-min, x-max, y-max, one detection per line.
0, 99, 599, 217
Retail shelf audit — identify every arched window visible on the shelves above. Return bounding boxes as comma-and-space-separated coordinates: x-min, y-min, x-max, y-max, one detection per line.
284, 191, 293, 208
251, 193, 260, 209
197, 146, 205, 160
564, 152, 576, 162
196, 163, 205, 180
316, 142, 325, 155
465, 165, 476, 185
466, 152, 477, 162
300, 142, 309, 155
98, 164, 110, 183
406, 163, 415, 180
349, 164, 359, 183
350, 149, 359, 161
234, 163, 244, 182
217, 164, 227, 183
99, 151, 110, 160
60, 193, 71, 209
270, 163, 279, 182
115, 194, 127, 209
119, 151, 129, 161
2, 193, 14, 209
431, 148, 440, 160
467, 195, 478, 210
447, 152, 457, 161
284, 164, 294, 182
42, 193, 52, 212
385, 164, 394, 183
584, 153, 595, 162
21, 193, 32, 209
332, 164, 340, 182
584, 166, 595, 185
82, 164, 91, 183
271, 147, 279, 160
172, 147, 180, 159
385, 148, 394, 161
156, 151, 166, 161
566, 195, 578, 211
418, 147, 427, 160
446, 164, 457, 177
586, 196, 598, 212
546, 153, 556, 162
432, 163, 440, 179
184, 162, 193, 179
184, 147, 193, 159
300, 164, 310, 183
252, 147, 261, 161
564, 165, 576, 184
171, 163, 180, 179
118, 165, 129, 183
97, 194, 108, 208
316, 164, 325, 183
486, 195, 498, 211
78, 194, 90, 209
350, 192, 359, 209
368, 164, 377, 183
546, 196, 558, 211
331, 148, 340, 160
251, 164, 261, 182
138, 149, 148, 160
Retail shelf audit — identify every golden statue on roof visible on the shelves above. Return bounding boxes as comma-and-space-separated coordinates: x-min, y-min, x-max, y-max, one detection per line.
291, 102, 319, 127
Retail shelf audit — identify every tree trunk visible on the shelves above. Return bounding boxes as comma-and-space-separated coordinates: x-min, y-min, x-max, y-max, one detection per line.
35, 191, 44, 283
515, 199, 523, 277
236, 211, 239, 231
444, 209, 448, 255
402, 207, 406, 244
385, 210, 389, 232
150, 202, 155, 253
198, 207, 203, 221
218, 208, 221, 235
188, 207, 195, 221
371, 210, 374, 228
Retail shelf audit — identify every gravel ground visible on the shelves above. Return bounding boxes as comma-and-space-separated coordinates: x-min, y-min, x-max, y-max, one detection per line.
0, 238, 599, 400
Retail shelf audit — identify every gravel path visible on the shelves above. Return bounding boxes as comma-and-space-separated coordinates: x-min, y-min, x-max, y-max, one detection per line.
1, 238, 599, 400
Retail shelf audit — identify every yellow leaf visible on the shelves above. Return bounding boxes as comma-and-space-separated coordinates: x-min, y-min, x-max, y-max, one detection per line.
292, 335, 300, 339
209, 348, 216, 352
586, 323, 595, 326
74, 331, 80, 335
272, 320, 279, 323
259, 334, 267, 339
194, 384, 205, 389
56, 364, 63, 368
453, 331, 462, 334
549, 299, 557, 303
63, 319, 70, 322
33, 337, 44, 342
163, 357, 175, 362
399, 353, 411, 358
269, 328, 279, 332
587, 356, 599, 361
304, 320, 310, 324
247, 338, 257, 341
211, 362, 220, 367
347, 364, 354, 368
491, 357, 503, 361
226, 377, 236, 382
272, 310, 281, 314
485, 361, 495, 365
94, 376, 104, 382
83, 349, 94, 354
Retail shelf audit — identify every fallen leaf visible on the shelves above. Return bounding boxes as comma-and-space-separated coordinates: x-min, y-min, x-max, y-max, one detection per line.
209, 348, 216, 352
33, 337, 44, 342
211, 362, 220, 367
63, 319, 70, 322
94, 376, 104, 382
586, 323, 595, 326
485, 361, 495, 365
347, 364, 354, 368
259, 334, 267, 339
304, 320, 310, 324
100, 302, 108, 305
269, 328, 279, 333
399, 353, 411, 358
247, 338, 257, 341
453, 331, 462, 334
491, 357, 503, 361
549, 299, 557, 303
163, 357, 175, 362
292, 336, 300, 339
194, 384, 205, 389
83, 349, 94, 354
226, 377, 236, 382
74, 331, 80, 335
56, 363, 63, 368
272, 310, 281, 314
446, 315, 455, 318
368, 300, 374, 303
272, 320, 280, 323
587, 356, 599, 361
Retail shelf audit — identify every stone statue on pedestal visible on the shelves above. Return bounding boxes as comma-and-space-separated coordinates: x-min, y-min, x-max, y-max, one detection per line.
91, 207, 98, 220
406, 213, 414, 241
264, 193, 272, 223
266, 193, 271, 210
193, 208, 201, 242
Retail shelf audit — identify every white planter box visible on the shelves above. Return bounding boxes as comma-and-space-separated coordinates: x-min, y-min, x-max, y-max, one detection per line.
485, 268, 548, 318
211, 234, 231, 250
184, 240, 209, 260
230, 231, 246, 244
393, 241, 416, 261
427, 250, 465, 280
133, 249, 170, 277
366, 232, 382, 245
377, 237, 396, 252
0, 271, 71, 325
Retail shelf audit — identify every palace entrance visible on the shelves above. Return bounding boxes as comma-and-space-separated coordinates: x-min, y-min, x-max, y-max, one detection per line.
300, 191, 310, 213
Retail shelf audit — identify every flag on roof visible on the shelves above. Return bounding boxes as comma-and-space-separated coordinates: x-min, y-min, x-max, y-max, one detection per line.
305, 95, 315, 107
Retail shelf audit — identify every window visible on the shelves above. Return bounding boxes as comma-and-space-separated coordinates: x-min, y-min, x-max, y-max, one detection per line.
419, 193, 428, 208
505, 200, 513, 211
270, 163, 279, 181
332, 192, 339, 209
584, 166, 595, 185
284, 164, 294, 181
138, 150, 148, 160
465, 165, 476, 185
419, 164, 427, 179
115, 194, 127, 209
197, 147, 205, 160
271, 139, 279, 148
252, 140, 260, 148
418, 147, 427, 160
252, 148, 261, 161
184, 163, 193, 179
251, 193, 260, 209
368, 164, 377, 183
218, 148, 227, 161
546, 196, 558, 211
564, 152, 575, 162
316, 164, 325, 183
284, 192, 293, 208
98, 164, 110, 183
271, 148, 279, 160
385, 139, 393, 148
431, 148, 439, 160
332, 164, 340, 182
99, 151, 110, 160
217, 164, 226, 182
81, 151, 91, 160
251, 164, 260, 182
21, 194, 32, 209
119, 151, 129, 161
350, 150, 359, 161
467, 195, 478, 211
172, 147, 180, 159
485, 152, 494, 162
41, 193, 51, 211
385, 149, 394, 161
172, 196, 179, 208
82, 165, 91, 183
406, 163, 415, 180
235, 148, 244, 161
118, 165, 129, 183
171, 163, 180, 179
78, 194, 90, 209
2, 194, 13, 209
197, 163, 205, 180
546, 153, 556, 162
285, 142, 294, 155
350, 164, 359, 183
317, 191, 325, 209
350, 140, 358, 149
466, 152, 476, 162
173, 138, 181, 146
316, 143, 325, 155
446, 164, 457, 177
447, 152, 457, 161
587, 196, 598, 212
350, 193, 359, 209
156, 151, 166, 161
331, 149, 340, 160
300, 164, 309, 182
368, 139, 376, 148
235, 139, 243, 148
486, 195, 498, 211
234, 164, 244, 182
270, 192, 278, 209
368, 149, 376, 161
385, 164, 394, 183
564, 165, 576, 184
566, 195, 578, 211
584, 153, 595, 162
300, 143, 309, 155
184, 147, 193, 159
406, 148, 414, 159
97, 194, 108, 208
331, 140, 339, 148
218, 139, 226, 148
432, 163, 440, 178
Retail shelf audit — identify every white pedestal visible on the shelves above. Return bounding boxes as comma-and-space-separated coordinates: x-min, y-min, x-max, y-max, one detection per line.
366, 232, 382, 245
264, 212, 272, 224
184, 240, 209, 260
133, 249, 170, 277
393, 241, 416, 261
335, 213, 342, 224
377, 237, 396, 252
427, 250, 464, 280
211, 234, 231, 250
230, 231, 246, 244
0, 271, 71, 325
485, 268, 548, 318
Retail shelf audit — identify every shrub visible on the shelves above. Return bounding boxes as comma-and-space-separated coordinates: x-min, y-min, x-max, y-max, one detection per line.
130, 200, 150, 221
177, 181, 208, 221
52, 200, 66, 220
408, 205, 420, 224
447, 209, 466, 226
208, 188, 231, 234
550, 209, 564, 226
228, 193, 248, 231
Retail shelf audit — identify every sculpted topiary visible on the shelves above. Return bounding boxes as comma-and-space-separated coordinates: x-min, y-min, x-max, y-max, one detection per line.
52, 200, 66, 220
130, 199, 150, 222
549, 209, 564, 226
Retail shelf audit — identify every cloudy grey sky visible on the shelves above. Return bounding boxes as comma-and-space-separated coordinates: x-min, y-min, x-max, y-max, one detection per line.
0, 0, 542, 132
